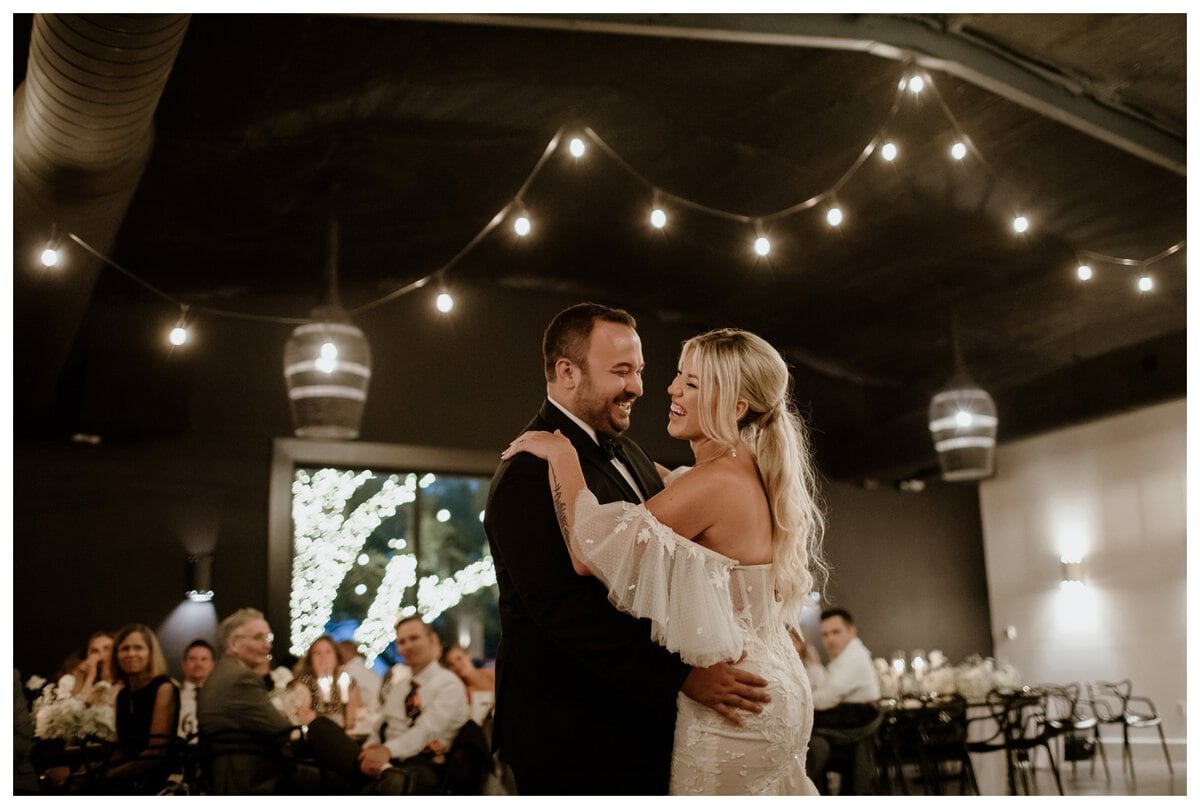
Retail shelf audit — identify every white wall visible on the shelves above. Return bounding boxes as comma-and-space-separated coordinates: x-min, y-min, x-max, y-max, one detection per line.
978, 398, 1187, 745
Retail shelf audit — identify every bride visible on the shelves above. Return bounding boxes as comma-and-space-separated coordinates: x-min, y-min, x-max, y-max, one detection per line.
503, 327, 827, 795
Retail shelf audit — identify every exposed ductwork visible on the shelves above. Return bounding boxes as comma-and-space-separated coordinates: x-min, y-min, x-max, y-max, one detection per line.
14, 13, 190, 433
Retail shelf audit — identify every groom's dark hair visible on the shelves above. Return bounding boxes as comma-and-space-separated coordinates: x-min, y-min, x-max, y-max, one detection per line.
543, 302, 637, 383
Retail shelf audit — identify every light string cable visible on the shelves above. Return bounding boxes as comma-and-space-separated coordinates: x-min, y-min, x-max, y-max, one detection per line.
922, 72, 1187, 270
583, 75, 909, 226
351, 125, 568, 315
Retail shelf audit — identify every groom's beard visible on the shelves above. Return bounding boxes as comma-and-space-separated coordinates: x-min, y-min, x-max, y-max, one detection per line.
573, 371, 635, 437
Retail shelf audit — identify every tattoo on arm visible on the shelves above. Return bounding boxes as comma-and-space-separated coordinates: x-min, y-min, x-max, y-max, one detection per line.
550, 467, 571, 544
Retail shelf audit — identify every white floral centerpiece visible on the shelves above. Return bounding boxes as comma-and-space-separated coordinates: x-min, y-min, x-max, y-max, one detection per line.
31, 675, 116, 742
267, 666, 304, 724
874, 652, 1022, 701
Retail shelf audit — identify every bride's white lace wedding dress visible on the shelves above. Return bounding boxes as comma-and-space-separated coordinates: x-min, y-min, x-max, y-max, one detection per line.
573, 487, 819, 796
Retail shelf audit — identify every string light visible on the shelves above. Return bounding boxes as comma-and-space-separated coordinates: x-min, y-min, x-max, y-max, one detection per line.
650, 207, 667, 229
568, 137, 586, 158
753, 235, 771, 257
1012, 215, 1029, 234
880, 142, 898, 162
436, 291, 454, 313
40, 246, 61, 267
907, 75, 925, 95
514, 214, 532, 237
826, 206, 844, 227
1138, 275, 1153, 292
169, 325, 188, 346
950, 141, 967, 160
1076, 264, 1093, 281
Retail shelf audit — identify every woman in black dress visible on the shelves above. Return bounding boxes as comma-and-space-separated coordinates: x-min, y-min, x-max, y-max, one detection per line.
102, 624, 180, 793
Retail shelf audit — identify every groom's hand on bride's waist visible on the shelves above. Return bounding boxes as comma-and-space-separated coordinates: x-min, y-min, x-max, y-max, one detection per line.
681, 652, 770, 727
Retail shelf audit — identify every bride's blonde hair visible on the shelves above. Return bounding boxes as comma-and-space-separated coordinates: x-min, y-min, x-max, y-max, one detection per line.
682, 328, 827, 624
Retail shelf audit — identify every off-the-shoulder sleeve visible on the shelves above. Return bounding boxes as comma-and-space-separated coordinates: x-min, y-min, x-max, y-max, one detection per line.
662, 465, 691, 487
572, 489, 743, 667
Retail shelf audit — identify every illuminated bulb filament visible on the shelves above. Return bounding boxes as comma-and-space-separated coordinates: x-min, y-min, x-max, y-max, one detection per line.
316, 341, 338, 373
753, 236, 771, 257
1138, 275, 1153, 292
40, 247, 60, 267
169, 326, 188, 346
881, 142, 898, 162
950, 142, 967, 160
650, 208, 667, 229
955, 411, 973, 428
568, 137, 586, 158
1012, 216, 1029, 233
908, 75, 925, 94
514, 215, 531, 237
436, 292, 454, 313
826, 207, 844, 227
1076, 265, 1093, 281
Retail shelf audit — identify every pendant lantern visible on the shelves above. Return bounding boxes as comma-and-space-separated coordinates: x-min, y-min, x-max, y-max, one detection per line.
283, 218, 372, 439
927, 318, 997, 481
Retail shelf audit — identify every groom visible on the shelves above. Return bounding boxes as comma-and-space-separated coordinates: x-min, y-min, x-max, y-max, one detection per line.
484, 302, 770, 795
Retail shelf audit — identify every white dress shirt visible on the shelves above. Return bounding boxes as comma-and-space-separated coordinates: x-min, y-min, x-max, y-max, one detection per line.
811, 637, 881, 710
547, 396, 645, 501
177, 680, 200, 738
372, 661, 469, 761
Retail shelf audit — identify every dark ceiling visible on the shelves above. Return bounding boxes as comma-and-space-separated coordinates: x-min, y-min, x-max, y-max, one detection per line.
12, 13, 1187, 481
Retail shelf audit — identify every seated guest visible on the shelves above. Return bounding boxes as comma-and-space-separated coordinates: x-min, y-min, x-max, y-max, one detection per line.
177, 639, 215, 739
441, 644, 495, 726
71, 630, 119, 705
100, 624, 181, 794
358, 616, 470, 794
806, 607, 882, 795
289, 635, 361, 730
198, 608, 369, 795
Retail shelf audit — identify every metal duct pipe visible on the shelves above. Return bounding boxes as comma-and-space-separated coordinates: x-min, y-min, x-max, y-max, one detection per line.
14, 13, 190, 434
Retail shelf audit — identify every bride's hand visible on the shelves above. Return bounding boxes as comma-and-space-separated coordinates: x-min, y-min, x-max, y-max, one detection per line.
501, 430, 572, 462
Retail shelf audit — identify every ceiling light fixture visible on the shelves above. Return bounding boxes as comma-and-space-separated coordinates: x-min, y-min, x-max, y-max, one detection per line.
908, 75, 925, 94
826, 206, 844, 227
753, 235, 771, 257
650, 207, 667, 229
514, 214, 532, 237
436, 291, 454, 313
568, 137, 586, 158
928, 318, 998, 481
283, 217, 373, 440
1012, 215, 1029, 233
1076, 264, 1093, 281
1137, 275, 1153, 292
880, 142, 898, 162
950, 141, 967, 160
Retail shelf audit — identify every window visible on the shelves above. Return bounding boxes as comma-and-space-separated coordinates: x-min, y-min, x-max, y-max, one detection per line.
269, 439, 499, 670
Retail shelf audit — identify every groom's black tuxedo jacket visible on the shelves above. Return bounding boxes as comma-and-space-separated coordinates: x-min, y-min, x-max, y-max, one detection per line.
484, 400, 689, 789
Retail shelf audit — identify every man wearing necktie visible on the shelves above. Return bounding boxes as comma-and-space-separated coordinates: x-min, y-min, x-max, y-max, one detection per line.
484, 302, 769, 795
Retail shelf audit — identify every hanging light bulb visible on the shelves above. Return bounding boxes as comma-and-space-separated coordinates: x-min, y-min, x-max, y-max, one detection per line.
650, 207, 667, 229
436, 291, 454, 313
950, 141, 967, 160
1137, 275, 1153, 292
568, 137, 586, 158
826, 207, 844, 227
1076, 264, 1093, 281
168, 305, 190, 347
316, 341, 339, 374
908, 75, 925, 94
1012, 215, 1029, 233
514, 214, 532, 237
753, 236, 771, 257
40, 246, 61, 267
881, 142, 898, 162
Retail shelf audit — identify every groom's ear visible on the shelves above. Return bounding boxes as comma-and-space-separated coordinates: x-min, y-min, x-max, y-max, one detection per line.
555, 358, 578, 388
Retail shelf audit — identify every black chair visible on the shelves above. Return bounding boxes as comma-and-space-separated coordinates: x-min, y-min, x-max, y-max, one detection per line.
1087, 679, 1172, 780
913, 694, 978, 795
1038, 682, 1107, 779
69, 732, 186, 795
999, 689, 1064, 795
439, 719, 492, 795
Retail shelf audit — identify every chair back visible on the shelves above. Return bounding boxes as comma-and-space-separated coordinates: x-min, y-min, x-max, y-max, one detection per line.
1087, 679, 1131, 722
199, 728, 291, 795
442, 720, 492, 795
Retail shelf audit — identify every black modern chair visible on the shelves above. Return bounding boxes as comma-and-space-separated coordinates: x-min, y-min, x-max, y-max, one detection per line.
914, 694, 978, 795
1087, 679, 1172, 781
1001, 689, 1064, 795
1038, 682, 1107, 779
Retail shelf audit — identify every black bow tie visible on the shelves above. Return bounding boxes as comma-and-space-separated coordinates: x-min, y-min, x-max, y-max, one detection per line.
599, 434, 626, 463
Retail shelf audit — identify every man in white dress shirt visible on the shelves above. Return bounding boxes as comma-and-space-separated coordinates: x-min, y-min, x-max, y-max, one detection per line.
358, 615, 469, 794
807, 607, 882, 794
176, 639, 215, 739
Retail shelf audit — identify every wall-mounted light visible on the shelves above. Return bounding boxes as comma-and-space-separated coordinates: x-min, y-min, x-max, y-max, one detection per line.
187, 553, 214, 602
1060, 557, 1084, 587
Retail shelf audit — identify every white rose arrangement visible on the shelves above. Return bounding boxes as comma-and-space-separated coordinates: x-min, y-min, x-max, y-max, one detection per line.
31, 675, 116, 742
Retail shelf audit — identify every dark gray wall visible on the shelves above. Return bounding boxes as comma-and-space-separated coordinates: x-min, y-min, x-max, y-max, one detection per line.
14, 282, 991, 678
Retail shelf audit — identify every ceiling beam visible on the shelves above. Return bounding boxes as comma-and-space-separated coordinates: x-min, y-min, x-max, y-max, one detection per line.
395, 12, 1185, 176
